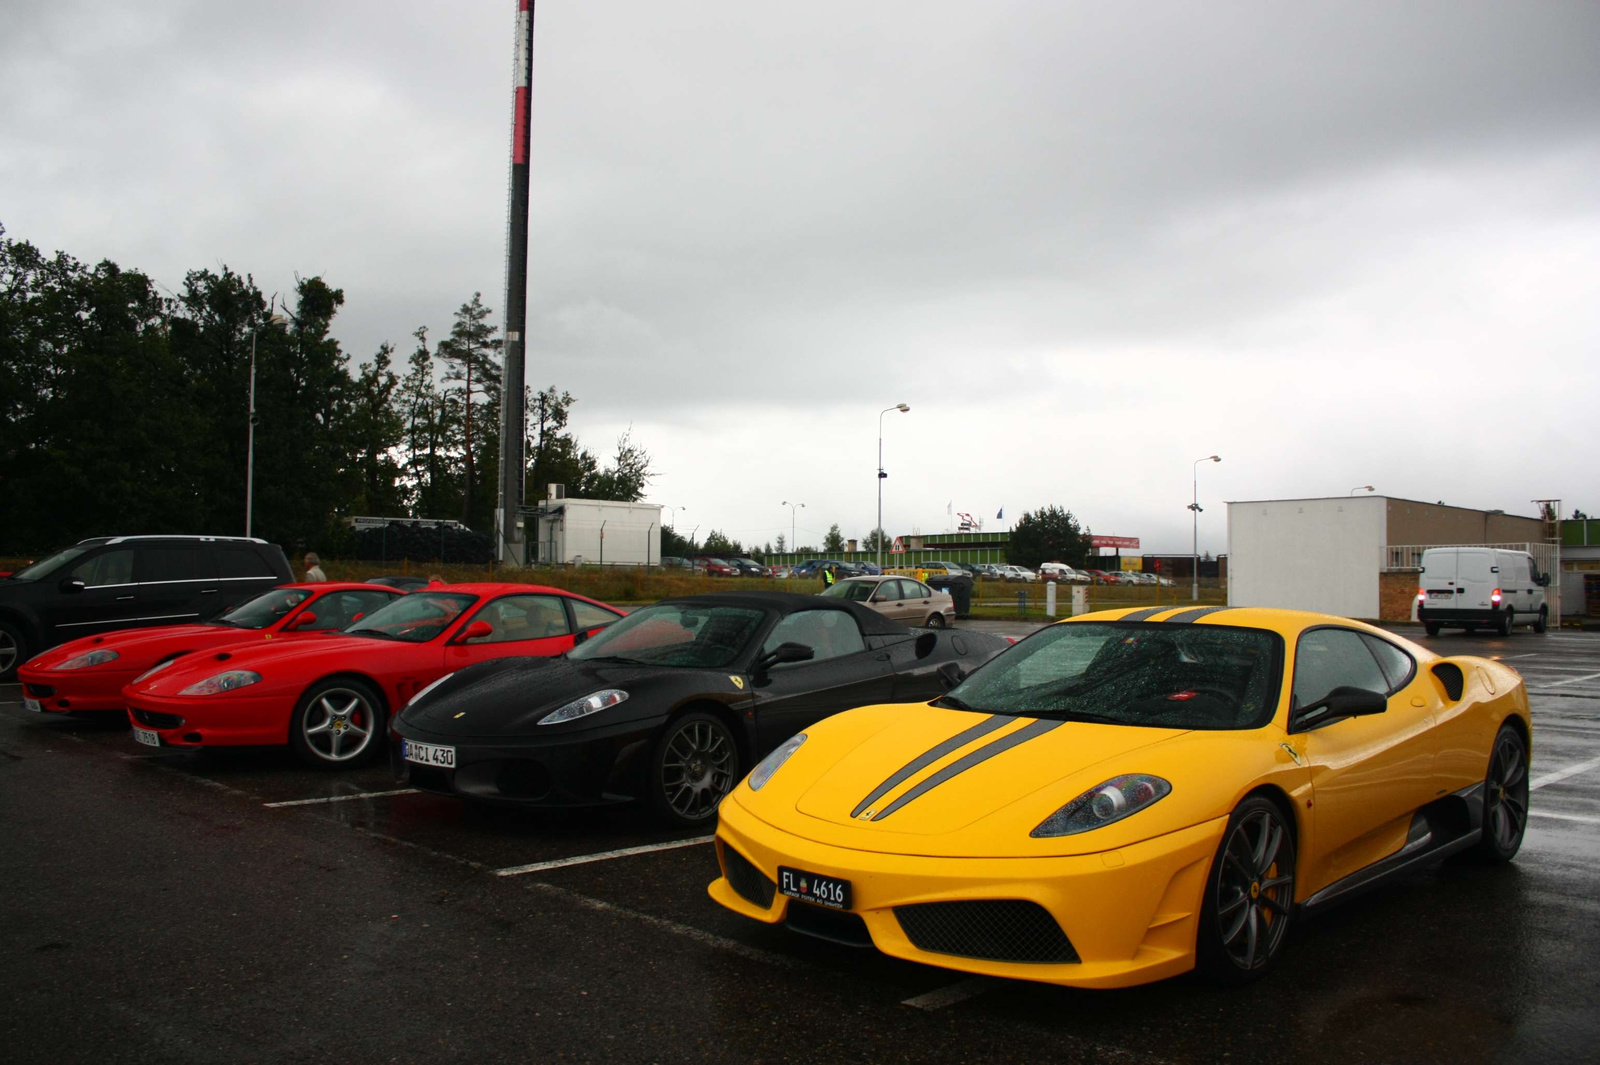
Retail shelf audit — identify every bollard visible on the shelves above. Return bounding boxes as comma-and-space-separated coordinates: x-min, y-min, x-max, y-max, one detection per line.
1046, 581, 1057, 618
1017, 590, 1027, 617
1072, 586, 1087, 616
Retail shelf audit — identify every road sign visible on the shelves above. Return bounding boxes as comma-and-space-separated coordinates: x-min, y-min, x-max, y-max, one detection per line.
1090, 535, 1140, 550
1153, 560, 1162, 572
890, 536, 905, 554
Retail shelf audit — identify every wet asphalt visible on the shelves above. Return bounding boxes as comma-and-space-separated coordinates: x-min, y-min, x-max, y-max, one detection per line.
3, 623, 1598, 1064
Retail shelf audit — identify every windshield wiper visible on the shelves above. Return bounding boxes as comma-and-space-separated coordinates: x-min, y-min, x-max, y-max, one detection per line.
1023, 709, 1128, 725
932, 694, 979, 712
576, 654, 647, 665
349, 629, 399, 640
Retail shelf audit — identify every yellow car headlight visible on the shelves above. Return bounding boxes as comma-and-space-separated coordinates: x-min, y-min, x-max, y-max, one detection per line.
1031, 774, 1171, 837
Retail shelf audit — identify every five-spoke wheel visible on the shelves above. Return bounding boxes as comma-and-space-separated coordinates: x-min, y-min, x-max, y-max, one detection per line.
1198, 796, 1296, 983
649, 712, 738, 827
1476, 724, 1529, 862
290, 679, 384, 768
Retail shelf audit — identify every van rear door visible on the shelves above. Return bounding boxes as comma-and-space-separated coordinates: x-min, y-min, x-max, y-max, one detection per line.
1420, 549, 1459, 607
1457, 549, 1495, 610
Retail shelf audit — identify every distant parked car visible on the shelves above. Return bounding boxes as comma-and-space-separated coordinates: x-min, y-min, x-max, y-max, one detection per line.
1001, 565, 1038, 583
696, 557, 737, 577
368, 575, 431, 591
660, 556, 693, 571
729, 557, 769, 578
855, 561, 882, 575
821, 575, 955, 628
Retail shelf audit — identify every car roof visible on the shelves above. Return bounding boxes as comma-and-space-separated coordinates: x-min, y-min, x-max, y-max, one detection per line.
73, 535, 272, 546
656, 590, 911, 636
1069, 605, 1424, 645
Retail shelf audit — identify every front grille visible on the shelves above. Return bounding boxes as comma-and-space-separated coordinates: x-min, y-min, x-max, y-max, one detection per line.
132, 709, 184, 729
894, 900, 1079, 964
721, 845, 775, 908
493, 759, 550, 800
786, 901, 872, 947
25, 683, 55, 698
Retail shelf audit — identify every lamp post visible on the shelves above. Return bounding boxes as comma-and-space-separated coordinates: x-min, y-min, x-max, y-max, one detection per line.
662, 505, 684, 527
877, 403, 910, 569
1191, 455, 1220, 601
244, 306, 285, 538
1349, 485, 1374, 496
781, 501, 804, 558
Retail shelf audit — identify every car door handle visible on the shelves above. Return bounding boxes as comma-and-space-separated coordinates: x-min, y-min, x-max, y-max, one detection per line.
200, 588, 218, 594
116, 595, 135, 601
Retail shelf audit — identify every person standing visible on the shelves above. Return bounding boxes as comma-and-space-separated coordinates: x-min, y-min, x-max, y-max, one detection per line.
822, 564, 836, 588
302, 552, 328, 582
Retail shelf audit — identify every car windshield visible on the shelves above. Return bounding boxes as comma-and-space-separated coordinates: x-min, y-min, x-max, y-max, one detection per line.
820, 581, 875, 602
9, 545, 93, 581
569, 603, 766, 668
347, 592, 476, 643
213, 588, 316, 629
942, 622, 1283, 730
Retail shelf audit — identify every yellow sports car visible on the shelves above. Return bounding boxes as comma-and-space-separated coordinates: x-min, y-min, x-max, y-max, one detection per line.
708, 606, 1531, 987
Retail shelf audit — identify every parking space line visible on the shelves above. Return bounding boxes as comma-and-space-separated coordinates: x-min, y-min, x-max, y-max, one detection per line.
1530, 754, 1600, 791
263, 788, 420, 808
1530, 671, 1600, 689
493, 836, 715, 876
1530, 810, 1600, 825
902, 977, 992, 1010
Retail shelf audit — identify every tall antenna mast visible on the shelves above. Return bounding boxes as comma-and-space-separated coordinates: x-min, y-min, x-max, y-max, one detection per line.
497, 0, 535, 563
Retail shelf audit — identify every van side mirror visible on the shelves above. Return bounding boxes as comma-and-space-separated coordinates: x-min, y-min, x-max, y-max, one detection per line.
1536, 574, 1550, 587
1294, 686, 1388, 731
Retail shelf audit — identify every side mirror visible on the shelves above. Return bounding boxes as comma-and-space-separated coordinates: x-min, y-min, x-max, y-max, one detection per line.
59, 578, 86, 594
458, 620, 494, 642
1536, 574, 1550, 587
937, 661, 966, 690
286, 611, 318, 630
1295, 686, 1388, 730
573, 629, 589, 646
756, 641, 815, 673
870, 594, 887, 603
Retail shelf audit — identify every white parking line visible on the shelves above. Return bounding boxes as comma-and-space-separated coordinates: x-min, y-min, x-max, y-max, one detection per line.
1530, 754, 1600, 791
1530, 810, 1600, 825
263, 788, 420, 808
902, 977, 992, 1010
1530, 671, 1600, 689
493, 835, 715, 877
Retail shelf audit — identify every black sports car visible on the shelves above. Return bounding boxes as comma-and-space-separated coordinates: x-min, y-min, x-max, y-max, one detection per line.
391, 592, 1010, 825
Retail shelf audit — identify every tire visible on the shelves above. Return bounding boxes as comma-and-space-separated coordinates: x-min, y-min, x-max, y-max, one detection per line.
289, 678, 386, 768
1533, 607, 1547, 634
1196, 795, 1297, 984
1474, 724, 1529, 863
647, 711, 739, 827
924, 613, 947, 629
1423, 621, 1441, 637
1497, 609, 1514, 637
0, 620, 28, 683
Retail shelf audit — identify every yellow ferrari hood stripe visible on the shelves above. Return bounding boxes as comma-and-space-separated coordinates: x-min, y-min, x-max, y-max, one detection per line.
849, 713, 1010, 819
869, 717, 1065, 822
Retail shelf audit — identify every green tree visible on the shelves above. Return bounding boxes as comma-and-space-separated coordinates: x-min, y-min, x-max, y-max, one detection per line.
435, 293, 502, 529
775, 533, 786, 554
703, 530, 742, 556
822, 524, 845, 552
525, 386, 598, 501
862, 527, 890, 553
1006, 505, 1091, 569
661, 525, 694, 558
344, 341, 405, 517
583, 428, 655, 502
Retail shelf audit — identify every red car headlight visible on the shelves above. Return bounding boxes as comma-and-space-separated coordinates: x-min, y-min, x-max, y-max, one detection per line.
179, 670, 263, 696
56, 649, 120, 670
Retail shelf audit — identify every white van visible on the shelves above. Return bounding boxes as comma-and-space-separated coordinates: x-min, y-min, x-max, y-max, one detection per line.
1416, 547, 1548, 636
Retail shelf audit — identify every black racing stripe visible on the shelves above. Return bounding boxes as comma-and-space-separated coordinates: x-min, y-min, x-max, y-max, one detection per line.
1118, 607, 1167, 623
1164, 606, 1235, 624
850, 714, 1009, 819
871, 718, 1064, 821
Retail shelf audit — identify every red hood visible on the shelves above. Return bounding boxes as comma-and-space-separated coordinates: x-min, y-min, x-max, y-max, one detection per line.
125, 633, 396, 696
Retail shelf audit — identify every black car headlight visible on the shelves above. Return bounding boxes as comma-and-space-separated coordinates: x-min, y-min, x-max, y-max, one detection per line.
538, 689, 629, 726
1030, 774, 1171, 837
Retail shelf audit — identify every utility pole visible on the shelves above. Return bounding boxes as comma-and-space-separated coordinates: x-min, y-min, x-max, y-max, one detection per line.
496, 0, 535, 565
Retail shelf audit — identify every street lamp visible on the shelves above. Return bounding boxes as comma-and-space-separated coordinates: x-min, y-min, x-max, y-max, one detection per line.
781, 501, 804, 557
1349, 485, 1374, 496
245, 305, 286, 538
1191, 455, 1220, 601
661, 505, 685, 527
877, 403, 910, 568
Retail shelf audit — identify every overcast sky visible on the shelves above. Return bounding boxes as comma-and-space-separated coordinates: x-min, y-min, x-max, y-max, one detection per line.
4, 0, 1597, 554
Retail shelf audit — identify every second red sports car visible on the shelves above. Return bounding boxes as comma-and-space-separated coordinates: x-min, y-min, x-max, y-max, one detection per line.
121, 582, 625, 767
18, 582, 405, 714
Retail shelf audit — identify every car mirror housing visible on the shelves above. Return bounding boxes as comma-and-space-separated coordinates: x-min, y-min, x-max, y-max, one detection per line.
757, 641, 815, 673
457, 620, 494, 642
1294, 686, 1388, 730
936, 661, 966, 690
287, 611, 318, 630
59, 578, 86, 594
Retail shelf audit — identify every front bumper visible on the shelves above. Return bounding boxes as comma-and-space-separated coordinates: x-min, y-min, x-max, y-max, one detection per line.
392, 715, 668, 807
708, 795, 1226, 989
17, 667, 138, 712
122, 688, 291, 748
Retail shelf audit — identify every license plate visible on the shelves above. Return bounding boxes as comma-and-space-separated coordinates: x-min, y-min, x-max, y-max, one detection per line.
1428, 590, 1454, 598
777, 866, 852, 911
23, 697, 42, 713
133, 726, 160, 747
403, 739, 456, 768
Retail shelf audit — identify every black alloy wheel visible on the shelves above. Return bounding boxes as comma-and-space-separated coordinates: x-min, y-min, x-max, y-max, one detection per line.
1197, 796, 1296, 983
1475, 724, 1529, 862
0, 620, 26, 682
648, 711, 739, 827
1497, 609, 1515, 637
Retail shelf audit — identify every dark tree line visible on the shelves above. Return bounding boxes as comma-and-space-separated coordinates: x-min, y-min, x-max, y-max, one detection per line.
0, 224, 654, 555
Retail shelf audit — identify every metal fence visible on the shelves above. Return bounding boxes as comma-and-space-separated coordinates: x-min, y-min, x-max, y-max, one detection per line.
1385, 542, 1559, 576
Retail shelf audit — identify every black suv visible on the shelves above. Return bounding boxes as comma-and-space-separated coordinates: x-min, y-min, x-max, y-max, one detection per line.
0, 536, 293, 680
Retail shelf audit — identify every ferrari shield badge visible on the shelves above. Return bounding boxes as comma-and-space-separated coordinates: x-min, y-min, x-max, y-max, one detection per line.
729, 675, 745, 690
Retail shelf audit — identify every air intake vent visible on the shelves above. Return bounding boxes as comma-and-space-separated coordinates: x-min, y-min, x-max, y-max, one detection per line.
894, 899, 1079, 964
721, 845, 776, 909
1432, 662, 1465, 701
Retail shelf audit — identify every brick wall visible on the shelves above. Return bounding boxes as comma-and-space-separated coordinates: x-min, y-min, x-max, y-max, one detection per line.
1378, 571, 1419, 622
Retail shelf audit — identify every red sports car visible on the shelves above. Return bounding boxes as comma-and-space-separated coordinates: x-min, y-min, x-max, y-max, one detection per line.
121, 582, 625, 768
18, 582, 405, 714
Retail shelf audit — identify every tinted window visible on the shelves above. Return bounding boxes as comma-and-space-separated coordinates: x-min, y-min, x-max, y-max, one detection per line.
1292, 629, 1389, 710
1360, 634, 1415, 693
948, 622, 1282, 730
909, 582, 932, 598
11, 545, 92, 581
570, 603, 765, 668
141, 545, 212, 583
463, 595, 572, 643
215, 545, 276, 579
571, 600, 622, 631
347, 593, 477, 643
216, 588, 315, 629
301, 590, 397, 631
71, 549, 135, 587
820, 580, 874, 602
761, 610, 866, 663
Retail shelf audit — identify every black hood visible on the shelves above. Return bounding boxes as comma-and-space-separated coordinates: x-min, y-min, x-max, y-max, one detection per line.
399, 655, 703, 738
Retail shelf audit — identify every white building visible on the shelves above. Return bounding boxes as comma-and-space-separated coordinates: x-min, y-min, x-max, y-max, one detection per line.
526, 497, 663, 567
1227, 496, 1547, 620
